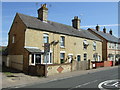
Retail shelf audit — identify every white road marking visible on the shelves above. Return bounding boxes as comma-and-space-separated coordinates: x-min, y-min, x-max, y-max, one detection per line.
68, 80, 98, 90
98, 79, 120, 90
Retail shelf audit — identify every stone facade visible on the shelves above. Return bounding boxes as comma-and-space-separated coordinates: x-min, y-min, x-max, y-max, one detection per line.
25, 28, 102, 64
7, 4, 102, 74
88, 28, 120, 62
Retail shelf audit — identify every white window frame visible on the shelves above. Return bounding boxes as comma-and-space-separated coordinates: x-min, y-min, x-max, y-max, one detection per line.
60, 52, 65, 64
60, 36, 65, 48
43, 33, 49, 43
83, 40, 88, 50
68, 53, 73, 63
93, 41, 96, 50
109, 43, 111, 48
42, 50, 53, 64
29, 54, 42, 65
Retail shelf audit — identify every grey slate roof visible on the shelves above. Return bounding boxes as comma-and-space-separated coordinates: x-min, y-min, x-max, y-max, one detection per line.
88, 29, 119, 43
25, 48, 41, 53
17, 13, 101, 41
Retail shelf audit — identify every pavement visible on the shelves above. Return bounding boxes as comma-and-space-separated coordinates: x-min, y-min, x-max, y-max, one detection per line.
2, 65, 119, 89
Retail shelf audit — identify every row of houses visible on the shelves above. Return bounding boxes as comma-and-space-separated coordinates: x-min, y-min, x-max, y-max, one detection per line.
2, 4, 120, 76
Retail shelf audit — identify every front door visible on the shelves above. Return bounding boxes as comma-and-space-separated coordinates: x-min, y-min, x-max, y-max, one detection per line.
77, 55, 81, 62
36, 54, 41, 64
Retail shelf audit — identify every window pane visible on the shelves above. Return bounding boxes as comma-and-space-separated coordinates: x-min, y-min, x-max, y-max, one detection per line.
50, 53, 52, 63
60, 36, 65, 47
44, 53, 50, 63
60, 53, 65, 63
35, 54, 41, 64
84, 54, 87, 61
43, 34, 49, 43
32, 54, 34, 63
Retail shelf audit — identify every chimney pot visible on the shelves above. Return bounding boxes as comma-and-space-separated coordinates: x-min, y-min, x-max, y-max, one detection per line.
72, 16, 81, 29
109, 29, 112, 35
103, 26, 106, 33
96, 24, 100, 31
38, 3, 48, 22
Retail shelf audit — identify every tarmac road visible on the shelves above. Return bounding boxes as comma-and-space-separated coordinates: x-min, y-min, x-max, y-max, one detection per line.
12, 66, 119, 89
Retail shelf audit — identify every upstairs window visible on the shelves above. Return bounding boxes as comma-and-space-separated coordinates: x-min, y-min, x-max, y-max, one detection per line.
109, 43, 111, 48
116, 44, 118, 49
83, 40, 89, 50
60, 36, 65, 47
93, 41, 96, 50
112, 43, 114, 49
12, 35, 15, 43
43, 33, 49, 43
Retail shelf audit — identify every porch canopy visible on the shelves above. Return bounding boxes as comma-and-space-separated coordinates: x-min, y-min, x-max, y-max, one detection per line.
25, 47, 43, 54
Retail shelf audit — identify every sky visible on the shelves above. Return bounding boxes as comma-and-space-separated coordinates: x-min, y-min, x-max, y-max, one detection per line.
1, 2, 119, 46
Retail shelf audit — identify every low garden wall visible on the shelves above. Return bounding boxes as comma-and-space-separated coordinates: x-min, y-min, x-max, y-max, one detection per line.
47, 63, 71, 76
28, 64, 45, 76
91, 61, 104, 68
104, 61, 113, 67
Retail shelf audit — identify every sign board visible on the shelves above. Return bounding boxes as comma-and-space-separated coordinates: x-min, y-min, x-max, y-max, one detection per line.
44, 43, 50, 53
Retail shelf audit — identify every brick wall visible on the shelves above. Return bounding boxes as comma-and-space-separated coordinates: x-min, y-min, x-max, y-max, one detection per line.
47, 63, 71, 76
104, 61, 113, 67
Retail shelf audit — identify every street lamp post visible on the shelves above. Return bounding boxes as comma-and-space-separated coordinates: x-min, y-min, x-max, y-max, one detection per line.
44, 43, 50, 78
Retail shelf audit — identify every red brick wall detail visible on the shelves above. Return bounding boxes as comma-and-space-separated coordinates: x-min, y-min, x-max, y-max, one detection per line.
57, 66, 64, 73
104, 61, 113, 67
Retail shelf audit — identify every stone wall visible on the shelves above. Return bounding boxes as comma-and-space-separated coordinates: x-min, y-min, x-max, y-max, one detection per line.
47, 63, 71, 76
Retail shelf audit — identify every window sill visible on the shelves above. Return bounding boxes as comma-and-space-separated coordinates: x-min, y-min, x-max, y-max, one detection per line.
60, 46, 65, 49
42, 63, 53, 64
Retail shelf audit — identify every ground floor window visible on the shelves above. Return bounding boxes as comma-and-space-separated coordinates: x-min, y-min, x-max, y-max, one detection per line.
43, 52, 52, 64
60, 53, 65, 64
30, 54, 41, 65
93, 53, 97, 61
35, 54, 41, 64
108, 54, 114, 61
84, 53, 87, 61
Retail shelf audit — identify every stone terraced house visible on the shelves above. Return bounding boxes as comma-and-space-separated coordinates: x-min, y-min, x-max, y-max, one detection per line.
7, 4, 103, 75
88, 26, 120, 65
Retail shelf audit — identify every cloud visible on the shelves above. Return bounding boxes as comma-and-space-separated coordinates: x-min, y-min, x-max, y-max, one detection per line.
81, 24, 120, 28
0, 41, 8, 46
